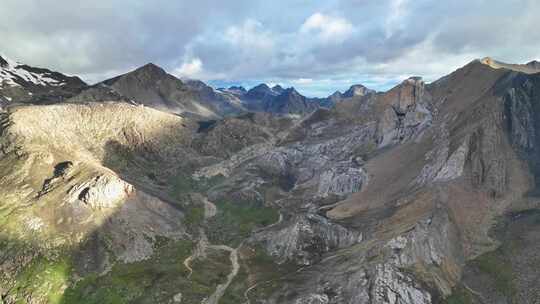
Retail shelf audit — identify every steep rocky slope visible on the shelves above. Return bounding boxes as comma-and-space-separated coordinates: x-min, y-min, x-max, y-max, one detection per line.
68, 64, 245, 119
1, 58, 540, 304
258, 60, 540, 304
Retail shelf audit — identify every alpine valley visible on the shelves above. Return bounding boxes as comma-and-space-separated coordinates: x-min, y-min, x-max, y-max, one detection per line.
1, 54, 540, 304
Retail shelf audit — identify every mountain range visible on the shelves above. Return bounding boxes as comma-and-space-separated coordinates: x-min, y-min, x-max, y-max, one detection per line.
1, 55, 540, 304
1, 55, 370, 118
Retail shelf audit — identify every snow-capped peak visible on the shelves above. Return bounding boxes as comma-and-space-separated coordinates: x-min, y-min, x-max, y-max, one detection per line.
0, 54, 19, 68
0, 55, 65, 87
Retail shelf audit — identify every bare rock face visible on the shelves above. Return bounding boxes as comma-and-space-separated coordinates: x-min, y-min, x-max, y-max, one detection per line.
294, 294, 330, 304
378, 77, 432, 148
269, 210, 461, 304
254, 213, 362, 265
435, 138, 469, 181
393, 77, 425, 114
68, 174, 133, 209
503, 75, 537, 150
318, 166, 367, 197
371, 264, 432, 304
342, 84, 374, 98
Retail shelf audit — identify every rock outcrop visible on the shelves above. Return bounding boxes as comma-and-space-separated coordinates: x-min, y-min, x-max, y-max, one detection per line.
254, 213, 362, 265
67, 174, 134, 209
378, 77, 432, 147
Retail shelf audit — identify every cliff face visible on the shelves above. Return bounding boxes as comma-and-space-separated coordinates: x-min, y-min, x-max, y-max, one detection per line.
1, 59, 540, 304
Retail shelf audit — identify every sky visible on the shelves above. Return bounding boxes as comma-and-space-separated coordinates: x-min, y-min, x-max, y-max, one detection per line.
1, 0, 539, 97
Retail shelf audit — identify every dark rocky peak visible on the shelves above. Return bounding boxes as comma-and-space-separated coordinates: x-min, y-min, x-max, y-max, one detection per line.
272, 84, 285, 94
229, 85, 247, 93
526, 60, 540, 69
246, 83, 278, 99
326, 91, 343, 103
222, 85, 247, 95
250, 83, 271, 92
133, 62, 168, 77
0, 56, 8, 67
264, 86, 317, 115
330, 91, 342, 98
184, 79, 209, 90
103, 62, 171, 87
343, 84, 373, 98
281, 87, 301, 97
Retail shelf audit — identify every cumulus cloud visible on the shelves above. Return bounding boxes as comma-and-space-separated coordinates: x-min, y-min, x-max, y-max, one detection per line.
224, 19, 275, 50
293, 78, 314, 84
385, 0, 409, 38
174, 58, 203, 79
300, 13, 354, 43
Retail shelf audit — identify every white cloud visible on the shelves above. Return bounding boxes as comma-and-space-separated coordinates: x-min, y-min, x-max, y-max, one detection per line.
300, 13, 353, 43
174, 57, 203, 78
385, 0, 408, 38
224, 19, 274, 50
371, 36, 480, 82
292, 78, 314, 84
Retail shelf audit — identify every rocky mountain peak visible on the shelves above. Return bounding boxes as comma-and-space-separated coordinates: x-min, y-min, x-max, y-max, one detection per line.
477, 57, 540, 74
133, 62, 168, 77
272, 84, 285, 94
184, 79, 207, 90
480, 56, 495, 65
526, 60, 540, 69
343, 84, 373, 98
380, 76, 426, 115
228, 85, 246, 92
246, 83, 278, 100
0, 55, 86, 106
102, 62, 171, 89
404, 76, 423, 83
0, 55, 9, 67
251, 83, 271, 91
330, 90, 342, 97
282, 87, 300, 96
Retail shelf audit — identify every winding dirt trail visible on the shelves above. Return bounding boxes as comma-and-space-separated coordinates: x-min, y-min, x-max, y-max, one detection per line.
183, 195, 285, 304
183, 255, 194, 278
181, 196, 241, 304
183, 233, 209, 279
183, 196, 216, 278
202, 196, 217, 218
202, 245, 239, 304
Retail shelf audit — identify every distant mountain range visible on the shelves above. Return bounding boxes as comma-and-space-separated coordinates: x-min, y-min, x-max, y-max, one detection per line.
0, 55, 375, 118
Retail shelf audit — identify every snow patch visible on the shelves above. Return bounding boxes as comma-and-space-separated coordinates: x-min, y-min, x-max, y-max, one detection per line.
0, 55, 66, 87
